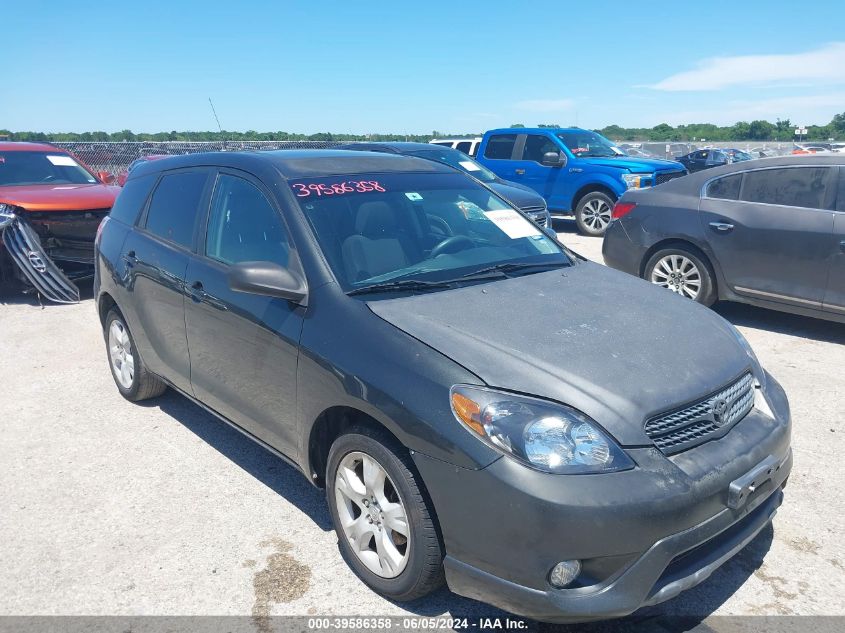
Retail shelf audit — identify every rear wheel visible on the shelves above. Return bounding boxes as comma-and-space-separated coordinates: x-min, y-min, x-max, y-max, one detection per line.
104, 308, 167, 401
326, 426, 444, 601
575, 191, 614, 236
644, 247, 716, 306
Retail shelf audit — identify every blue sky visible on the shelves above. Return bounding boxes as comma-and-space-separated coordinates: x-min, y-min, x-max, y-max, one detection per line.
3, 0, 845, 133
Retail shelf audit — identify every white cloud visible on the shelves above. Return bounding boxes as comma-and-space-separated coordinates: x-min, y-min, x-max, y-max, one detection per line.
514, 98, 574, 112
648, 42, 845, 91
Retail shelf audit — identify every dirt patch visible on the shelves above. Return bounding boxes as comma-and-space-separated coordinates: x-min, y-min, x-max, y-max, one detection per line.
252, 538, 312, 632
786, 536, 821, 555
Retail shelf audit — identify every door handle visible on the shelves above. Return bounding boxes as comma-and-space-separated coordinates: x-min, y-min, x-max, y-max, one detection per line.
188, 280, 227, 310
709, 221, 735, 233
514, 169, 525, 175
122, 250, 137, 266
840, 240, 845, 253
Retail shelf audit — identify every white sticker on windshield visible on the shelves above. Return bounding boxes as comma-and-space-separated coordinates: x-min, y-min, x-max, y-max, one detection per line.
459, 160, 480, 172
46, 155, 77, 166
405, 192, 423, 201
484, 209, 542, 239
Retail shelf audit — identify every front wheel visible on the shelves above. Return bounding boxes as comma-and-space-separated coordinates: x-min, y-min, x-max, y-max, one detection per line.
644, 247, 716, 305
326, 426, 444, 601
575, 191, 615, 236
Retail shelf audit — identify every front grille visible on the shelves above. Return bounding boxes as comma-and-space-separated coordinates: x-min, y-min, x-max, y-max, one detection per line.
644, 372, 755, 454
655, 170, 686, 186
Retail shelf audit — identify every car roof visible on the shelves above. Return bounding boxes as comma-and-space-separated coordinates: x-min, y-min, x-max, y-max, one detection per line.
129, 149, 454, 180
338, 142, 460, 154
485, 127, 583, 135
0, 141, 66, 153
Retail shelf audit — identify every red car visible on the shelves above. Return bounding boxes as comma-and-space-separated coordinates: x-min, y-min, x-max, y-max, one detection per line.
0, 142, 120, 303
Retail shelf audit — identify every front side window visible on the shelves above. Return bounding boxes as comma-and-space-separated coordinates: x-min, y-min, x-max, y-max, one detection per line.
484, 134, 517, 160
0, 151, 97, 186
144, 171, 208, 248
740, 167, 833, 210
706, 173, 742, 200
521, 134, 559, 163
205, 174, 289, 267
406, 148, 497, 183
291, 172, 569, 293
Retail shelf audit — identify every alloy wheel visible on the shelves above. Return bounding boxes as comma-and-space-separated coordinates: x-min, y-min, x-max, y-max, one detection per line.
108, 320, 135, 389
334, 451, 410, 578
650, 254, 702, 300
581, 198, 612, 233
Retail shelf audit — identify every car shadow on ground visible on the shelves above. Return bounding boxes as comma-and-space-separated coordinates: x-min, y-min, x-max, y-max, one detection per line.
148, 387, 774, 628
715, 301, 845, 345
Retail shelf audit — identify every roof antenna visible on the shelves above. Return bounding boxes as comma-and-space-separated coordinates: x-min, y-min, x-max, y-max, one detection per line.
208, 98, 224, 134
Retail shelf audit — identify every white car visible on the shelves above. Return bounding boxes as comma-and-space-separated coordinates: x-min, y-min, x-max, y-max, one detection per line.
429, 137, 482, 157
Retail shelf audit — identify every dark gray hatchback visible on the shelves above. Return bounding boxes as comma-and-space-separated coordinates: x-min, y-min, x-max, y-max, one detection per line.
603, 155, 845, 322
94, 150, 791, 622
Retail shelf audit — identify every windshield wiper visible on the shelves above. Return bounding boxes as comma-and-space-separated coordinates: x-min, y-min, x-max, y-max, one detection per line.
453, 261, 568, 280
347, 279, 456, 296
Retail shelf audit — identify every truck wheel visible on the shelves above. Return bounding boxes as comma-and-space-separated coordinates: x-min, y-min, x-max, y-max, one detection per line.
327, 425, 444, 601
104, 308, 167, 401
575, 191, 615, 236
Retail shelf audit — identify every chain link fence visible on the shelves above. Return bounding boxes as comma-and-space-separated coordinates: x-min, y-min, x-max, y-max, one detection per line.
50, 141, 343, 176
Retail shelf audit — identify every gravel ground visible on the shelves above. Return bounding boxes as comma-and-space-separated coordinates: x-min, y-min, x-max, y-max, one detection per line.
1, 219, 843, 629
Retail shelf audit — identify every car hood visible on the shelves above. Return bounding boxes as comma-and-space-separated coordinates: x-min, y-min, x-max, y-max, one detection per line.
368, 262, 751, 446
489, 180, 546, 210
581, 156, 685, 173
0, 183, 120, 211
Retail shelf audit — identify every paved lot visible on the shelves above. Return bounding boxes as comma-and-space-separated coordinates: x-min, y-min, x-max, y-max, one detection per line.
1, 219, 843, 627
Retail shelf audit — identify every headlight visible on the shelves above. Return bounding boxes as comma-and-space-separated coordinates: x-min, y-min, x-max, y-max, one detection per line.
0, 203, 16, 229
450, 385, 634, 474
621, 173, 653, 189
729, 325, 765, 386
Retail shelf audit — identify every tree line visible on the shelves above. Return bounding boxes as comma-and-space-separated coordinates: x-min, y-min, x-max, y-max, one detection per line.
2, 112, 843, 143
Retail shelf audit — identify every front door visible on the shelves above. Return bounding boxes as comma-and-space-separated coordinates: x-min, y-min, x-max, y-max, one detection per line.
514, 133, 572, 211
700, 166, 837, 309
184, 170, 304, 456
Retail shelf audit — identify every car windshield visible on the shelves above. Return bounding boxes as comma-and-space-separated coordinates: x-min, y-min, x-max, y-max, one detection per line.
729, 150, 752, 161
405, 149, 497, 183
556, 131, 621, 158
0, 151, 97, 186
292, 172, 570, 294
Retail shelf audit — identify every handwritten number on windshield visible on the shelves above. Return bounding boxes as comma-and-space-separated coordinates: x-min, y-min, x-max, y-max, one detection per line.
291, 181, 386, 198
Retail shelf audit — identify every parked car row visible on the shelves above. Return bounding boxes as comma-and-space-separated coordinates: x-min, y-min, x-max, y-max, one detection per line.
94, 148, 792, 623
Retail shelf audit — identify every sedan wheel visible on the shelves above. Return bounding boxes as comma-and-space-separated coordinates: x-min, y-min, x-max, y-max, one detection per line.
334, 451, 410, 578
108, 320, 135, 389
649, 254, 702, 300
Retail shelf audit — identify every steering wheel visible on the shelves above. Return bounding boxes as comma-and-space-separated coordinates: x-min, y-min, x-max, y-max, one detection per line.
427, 215, 453, 238
430, 235, 475, 258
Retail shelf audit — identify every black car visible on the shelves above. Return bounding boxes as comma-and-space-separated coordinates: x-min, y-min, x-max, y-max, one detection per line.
336, 142, 552, 227
677, 148, 731, 172
603, 155, 845, 323
95, 150, 791, 622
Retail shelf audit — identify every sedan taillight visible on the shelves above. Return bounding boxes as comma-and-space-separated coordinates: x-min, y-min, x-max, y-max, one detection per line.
612, 201, 637, 220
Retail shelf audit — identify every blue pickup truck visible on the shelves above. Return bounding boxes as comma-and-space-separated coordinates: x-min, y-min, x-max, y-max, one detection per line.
475, 128, 687, 236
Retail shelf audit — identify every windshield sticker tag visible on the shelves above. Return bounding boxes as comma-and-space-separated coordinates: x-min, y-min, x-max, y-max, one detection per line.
484, 209, 542, 239
46, 155, 77, 167
405, 192, 423, 201
458, 160, 480, 172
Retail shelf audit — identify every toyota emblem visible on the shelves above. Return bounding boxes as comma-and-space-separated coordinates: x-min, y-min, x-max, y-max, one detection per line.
711, 398, 729, 425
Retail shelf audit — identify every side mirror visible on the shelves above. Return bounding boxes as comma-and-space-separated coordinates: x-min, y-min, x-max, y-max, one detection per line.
227, 261, 307, 304
97, 170, 116, 184
541, 151, 565, 167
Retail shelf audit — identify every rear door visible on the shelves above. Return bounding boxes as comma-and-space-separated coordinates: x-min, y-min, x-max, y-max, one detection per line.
478, 133, 520, 181
823, 167, 845, 316
700, 166, 837, 309
120, 168, 212, 393
184, 169, 304, 455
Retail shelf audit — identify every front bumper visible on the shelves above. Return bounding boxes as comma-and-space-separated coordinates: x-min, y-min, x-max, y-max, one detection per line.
413, 376, 792, 623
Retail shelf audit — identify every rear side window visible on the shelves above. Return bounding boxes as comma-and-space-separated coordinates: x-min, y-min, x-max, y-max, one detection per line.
109, 173, 156, 225
706, 173, 742, 200
740, 167, 833, 210
455, 141, 472, 155
144, 171, 208, 248
205, 174, 290, 267
521, 134, 558, 163
484, 134, 517, 160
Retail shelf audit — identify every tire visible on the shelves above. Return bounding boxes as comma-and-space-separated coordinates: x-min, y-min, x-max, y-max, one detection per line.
575, 191, 615, 236
644, 246, 717, 306
104, 308, 167, 401
326, 425, 444, 601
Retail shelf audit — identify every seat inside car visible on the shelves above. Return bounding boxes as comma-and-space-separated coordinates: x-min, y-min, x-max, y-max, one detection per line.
341, 201, 419, 282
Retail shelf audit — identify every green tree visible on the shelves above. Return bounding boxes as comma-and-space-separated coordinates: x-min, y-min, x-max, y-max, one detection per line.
748, 120, 775, 140
509, 123, 525, 128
